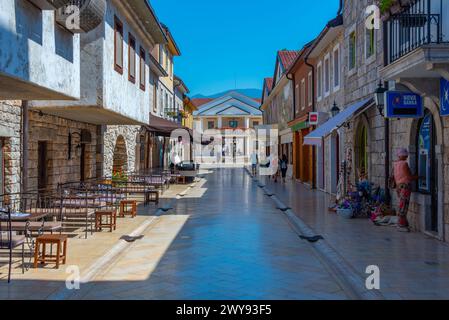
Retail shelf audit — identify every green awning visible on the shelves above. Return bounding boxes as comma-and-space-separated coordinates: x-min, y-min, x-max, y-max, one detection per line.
291, 121, 309, 132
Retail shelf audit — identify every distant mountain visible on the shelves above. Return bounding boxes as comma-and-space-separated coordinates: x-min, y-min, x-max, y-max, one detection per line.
192, 88, 262, 100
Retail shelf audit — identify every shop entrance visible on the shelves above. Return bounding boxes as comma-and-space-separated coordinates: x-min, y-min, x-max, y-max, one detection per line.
416, 112, 438, 233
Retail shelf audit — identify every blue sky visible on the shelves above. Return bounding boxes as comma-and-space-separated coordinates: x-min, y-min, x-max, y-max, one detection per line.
151, 0, 340, 97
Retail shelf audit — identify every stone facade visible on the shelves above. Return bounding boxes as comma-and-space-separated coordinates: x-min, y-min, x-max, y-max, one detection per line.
103, 125, 141, 177
28, 111, 98, 191
342, 0, 385, 187
0, 101, 22, 195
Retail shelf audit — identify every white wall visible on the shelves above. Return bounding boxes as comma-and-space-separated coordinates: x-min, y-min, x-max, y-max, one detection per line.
0, 0, 80, 98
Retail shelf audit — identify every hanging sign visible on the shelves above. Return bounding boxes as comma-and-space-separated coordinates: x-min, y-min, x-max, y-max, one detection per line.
441, 78, 449, 116
308, 112, 319, 125
385, 91, 423, 118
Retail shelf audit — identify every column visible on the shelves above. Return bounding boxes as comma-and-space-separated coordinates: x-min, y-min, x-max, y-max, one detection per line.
218, 117, 222, 129
245, 117, 250, 129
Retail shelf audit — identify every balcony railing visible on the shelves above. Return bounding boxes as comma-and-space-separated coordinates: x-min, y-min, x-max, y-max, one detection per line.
387, 0, 448, 64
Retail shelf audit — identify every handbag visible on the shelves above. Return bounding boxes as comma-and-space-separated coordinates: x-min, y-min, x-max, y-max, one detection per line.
388, 175, 396, 189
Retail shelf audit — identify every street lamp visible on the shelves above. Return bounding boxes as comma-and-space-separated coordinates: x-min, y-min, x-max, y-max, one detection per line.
330, 101, 340, 117
374, 80, 388, 116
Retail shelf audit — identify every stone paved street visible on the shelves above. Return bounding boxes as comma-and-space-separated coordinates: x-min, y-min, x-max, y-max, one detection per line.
64, 169, 348, 300
259, 175, 449, 300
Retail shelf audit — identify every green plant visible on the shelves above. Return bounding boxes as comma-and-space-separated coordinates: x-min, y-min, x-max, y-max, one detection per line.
379, 0, 394, 13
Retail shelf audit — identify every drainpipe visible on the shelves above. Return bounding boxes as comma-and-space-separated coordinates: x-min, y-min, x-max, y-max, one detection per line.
21, 100, 29, 194
337, 0, 343, 15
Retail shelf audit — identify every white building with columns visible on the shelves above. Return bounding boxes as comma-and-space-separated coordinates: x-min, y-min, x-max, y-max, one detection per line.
193, 92, 262, 165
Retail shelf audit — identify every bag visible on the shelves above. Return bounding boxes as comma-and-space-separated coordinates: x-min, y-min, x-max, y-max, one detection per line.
388, 175, 396, 189
280, 160, 287, 170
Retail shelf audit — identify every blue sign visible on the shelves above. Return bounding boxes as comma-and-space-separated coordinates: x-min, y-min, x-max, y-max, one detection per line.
441, 78, 449, 116
385, 91, 423, 118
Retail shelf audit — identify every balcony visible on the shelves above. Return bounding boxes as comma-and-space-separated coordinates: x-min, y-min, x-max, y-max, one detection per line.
381, 0, 449, 81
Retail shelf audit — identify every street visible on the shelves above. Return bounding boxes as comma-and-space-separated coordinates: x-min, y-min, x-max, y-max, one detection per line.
61, 169, 347, 300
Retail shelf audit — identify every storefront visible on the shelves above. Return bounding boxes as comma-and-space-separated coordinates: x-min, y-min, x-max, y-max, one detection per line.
290, 116, 314, 186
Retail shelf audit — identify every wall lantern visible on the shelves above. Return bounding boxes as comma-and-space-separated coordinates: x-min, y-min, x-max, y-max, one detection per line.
330, 101, 340, 117
374, 80, 388, 116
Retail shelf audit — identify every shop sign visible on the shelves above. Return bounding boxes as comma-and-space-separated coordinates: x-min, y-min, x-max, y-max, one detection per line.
385, 91, 423, 118
308, 112, 319, 125
441, 78, 449, 117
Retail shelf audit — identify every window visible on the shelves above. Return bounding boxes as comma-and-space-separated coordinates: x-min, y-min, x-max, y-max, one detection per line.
253, 121, 259, 127
229, 120, 238, 128
324, 54, 330, 96
114, 17, 123, 74
153, 79, 158, 113
333, 45, 340, 90
139, 47, 145, 91
164, 47, 169, 71
295, 83, 300, 114
159, 45, 164, 65
128, 33, 136, 83
317, 61, 323, 101
349, 30, 356, 70
207, 121, 215, 129
365, 27, 375, 59
301, 79, 306, 110
308, 72, 313, 106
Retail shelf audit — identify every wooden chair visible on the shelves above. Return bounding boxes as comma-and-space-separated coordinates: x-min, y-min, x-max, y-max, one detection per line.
95, 210, 117, 232
119, 200, 137, 218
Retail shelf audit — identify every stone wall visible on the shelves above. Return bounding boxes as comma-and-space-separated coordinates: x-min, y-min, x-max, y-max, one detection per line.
28, 111, 98, 191
343, 0, 385, 186
103, 125, 140, 177
0, 100, 22, 195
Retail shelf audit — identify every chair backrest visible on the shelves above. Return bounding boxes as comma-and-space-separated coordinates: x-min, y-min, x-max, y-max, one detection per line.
0, 207, 12, 250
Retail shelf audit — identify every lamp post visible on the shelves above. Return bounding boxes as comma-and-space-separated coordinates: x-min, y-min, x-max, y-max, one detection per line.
374, 80, 391, 204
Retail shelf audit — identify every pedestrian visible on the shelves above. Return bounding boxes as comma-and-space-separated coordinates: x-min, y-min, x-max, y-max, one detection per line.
250, 150, 258, 176
392, 148, 419, 232
279, 154, 288, 183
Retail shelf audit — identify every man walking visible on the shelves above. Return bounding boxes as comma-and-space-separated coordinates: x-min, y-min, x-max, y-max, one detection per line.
250, 150, 258, 176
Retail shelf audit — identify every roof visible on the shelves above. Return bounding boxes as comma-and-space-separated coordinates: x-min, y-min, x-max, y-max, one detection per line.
278, 50, 300, 71
264, 78, 273, 92
191, 98, 214, 108
160, 23, 181, 56
193, 91, 262, 117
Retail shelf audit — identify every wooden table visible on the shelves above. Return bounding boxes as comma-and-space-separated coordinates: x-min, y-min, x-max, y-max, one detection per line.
119, 200, 137, 218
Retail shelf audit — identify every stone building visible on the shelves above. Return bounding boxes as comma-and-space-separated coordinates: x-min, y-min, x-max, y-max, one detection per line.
0, 0, 93, 194
380, 0, 449, 240
31, 0, 168, 180
261, 51, 299, 178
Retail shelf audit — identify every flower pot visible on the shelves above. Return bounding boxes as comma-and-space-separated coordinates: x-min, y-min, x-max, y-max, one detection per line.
337, 207, 354, 219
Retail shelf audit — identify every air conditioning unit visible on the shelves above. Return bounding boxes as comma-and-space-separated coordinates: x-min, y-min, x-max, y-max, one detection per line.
55, 0, 106, 33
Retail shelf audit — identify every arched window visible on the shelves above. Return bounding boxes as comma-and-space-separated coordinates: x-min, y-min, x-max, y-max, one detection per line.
356, 124, 368, 180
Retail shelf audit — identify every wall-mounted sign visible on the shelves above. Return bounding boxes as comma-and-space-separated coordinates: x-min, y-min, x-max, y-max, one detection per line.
385, 91, 423, 118
441, 78, 449, 117
308, 112, 319, 125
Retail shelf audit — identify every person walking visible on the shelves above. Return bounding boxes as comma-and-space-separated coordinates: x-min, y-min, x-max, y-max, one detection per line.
279, 154, 288, 183
250, 151, 258, 176
392, 148, 419, 232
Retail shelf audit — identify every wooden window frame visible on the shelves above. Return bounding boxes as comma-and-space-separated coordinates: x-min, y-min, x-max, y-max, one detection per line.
139, 46, 146, 91
128, 33, 136, 84
114, 16, 123, 75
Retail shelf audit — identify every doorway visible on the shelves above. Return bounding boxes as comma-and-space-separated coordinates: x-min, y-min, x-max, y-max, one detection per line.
38, 141, 48, 191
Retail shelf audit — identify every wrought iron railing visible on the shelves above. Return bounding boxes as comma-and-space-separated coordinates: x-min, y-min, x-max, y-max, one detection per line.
387, 0, 448, 64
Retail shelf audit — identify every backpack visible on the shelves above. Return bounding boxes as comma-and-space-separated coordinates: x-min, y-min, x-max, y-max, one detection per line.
280, 160, 287, 170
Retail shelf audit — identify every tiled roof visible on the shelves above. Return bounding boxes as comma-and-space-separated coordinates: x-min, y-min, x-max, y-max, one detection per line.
191, 98, 214, 107
278, 50, 300, 71
264, 78, 274, 91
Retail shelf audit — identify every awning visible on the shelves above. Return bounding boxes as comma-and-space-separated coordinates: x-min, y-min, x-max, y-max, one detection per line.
303, 98, 374, 147
146, 115, 192, 137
